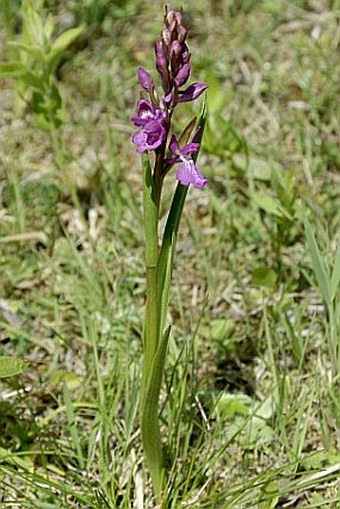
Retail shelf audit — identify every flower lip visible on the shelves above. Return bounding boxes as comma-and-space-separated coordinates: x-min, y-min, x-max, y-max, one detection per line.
166, 134, 207, 188
176, 159, 208, 188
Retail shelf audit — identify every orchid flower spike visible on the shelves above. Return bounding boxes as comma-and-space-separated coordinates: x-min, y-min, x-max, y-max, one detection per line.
131, 7, 208, 188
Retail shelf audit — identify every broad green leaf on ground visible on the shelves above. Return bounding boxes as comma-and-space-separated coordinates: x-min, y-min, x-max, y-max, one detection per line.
251, 191, 283, 217
0, 357, 25, 378
252, 266, 277, 290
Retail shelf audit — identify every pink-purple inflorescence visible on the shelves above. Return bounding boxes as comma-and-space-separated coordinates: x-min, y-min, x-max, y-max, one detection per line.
131, 7, 208, 189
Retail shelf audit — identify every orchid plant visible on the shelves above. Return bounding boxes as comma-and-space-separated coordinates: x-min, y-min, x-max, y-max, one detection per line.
131, 7, 208, 498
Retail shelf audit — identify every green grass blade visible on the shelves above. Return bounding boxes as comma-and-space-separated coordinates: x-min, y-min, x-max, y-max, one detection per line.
330, 244, 340, 302
303, 215, 331, 309
62, 381, 85, 470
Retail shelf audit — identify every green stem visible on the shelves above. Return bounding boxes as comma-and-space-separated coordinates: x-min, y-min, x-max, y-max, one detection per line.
142, 154, 160, 368
140, 102, 207, 499
140, 153, 165, 497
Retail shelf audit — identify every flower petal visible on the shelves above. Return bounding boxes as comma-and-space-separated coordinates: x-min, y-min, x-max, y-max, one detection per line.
132, 130, 146, 144
132, 130, 148, 153
169, 134, 180, 155
136, 99, 154, 118
132, 120, 166, 153
130, 100, 153, 126
178, 82, 208, 103
180, 142, 200, 155
176, 159, 208, 188
164, 156, 180, 165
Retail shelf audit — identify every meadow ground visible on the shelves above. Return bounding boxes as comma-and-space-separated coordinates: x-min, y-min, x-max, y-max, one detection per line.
0, 1, 339, 507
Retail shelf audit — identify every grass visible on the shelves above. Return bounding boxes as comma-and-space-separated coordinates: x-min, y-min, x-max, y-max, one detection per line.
0, 0, 339, 507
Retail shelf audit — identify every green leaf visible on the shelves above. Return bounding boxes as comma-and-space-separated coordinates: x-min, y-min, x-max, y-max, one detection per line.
0, 62, 28, 76
215, 393, 252, 418
251, 191, 283, 217
248, 158, 272, 181
7, 40, 44, 59
259, 480, 279, 508
50, 26, 83, 56
252, 266, 277, 289
0, 357, 25, 378
141, 326, 170, 496
254, 396, 276, 420
31, 83, 63, 129
0, 63, 43, 90
47, 26, 84, 73
22, 1, 45, 47
44, 13, 55, 40
200, 318, 234, 341
157, 101, 207, 337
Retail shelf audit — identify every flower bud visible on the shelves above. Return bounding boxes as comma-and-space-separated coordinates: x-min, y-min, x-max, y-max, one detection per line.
137, 67, 152, 91
162, 28, 171, 46
155, 41, 170, 93
174, 63, 191, 86
172, 11, 183, 26
177, 26, 187, 43
170, 40, 182, 57
165, 9, 179, 26
155, 41, 167, 73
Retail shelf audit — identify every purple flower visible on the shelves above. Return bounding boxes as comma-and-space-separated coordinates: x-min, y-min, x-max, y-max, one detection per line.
167, 135, 207, 189
132, 121, 166, 153
131, 100, 166, 153
178, 82, 208, 103
176, 159, 207, 188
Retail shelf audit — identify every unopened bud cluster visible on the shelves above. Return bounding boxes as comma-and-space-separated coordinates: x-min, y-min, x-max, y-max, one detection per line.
156, 9, 190, 94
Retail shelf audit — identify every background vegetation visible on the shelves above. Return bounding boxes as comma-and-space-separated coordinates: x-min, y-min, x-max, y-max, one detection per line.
0, 0, 339, 507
